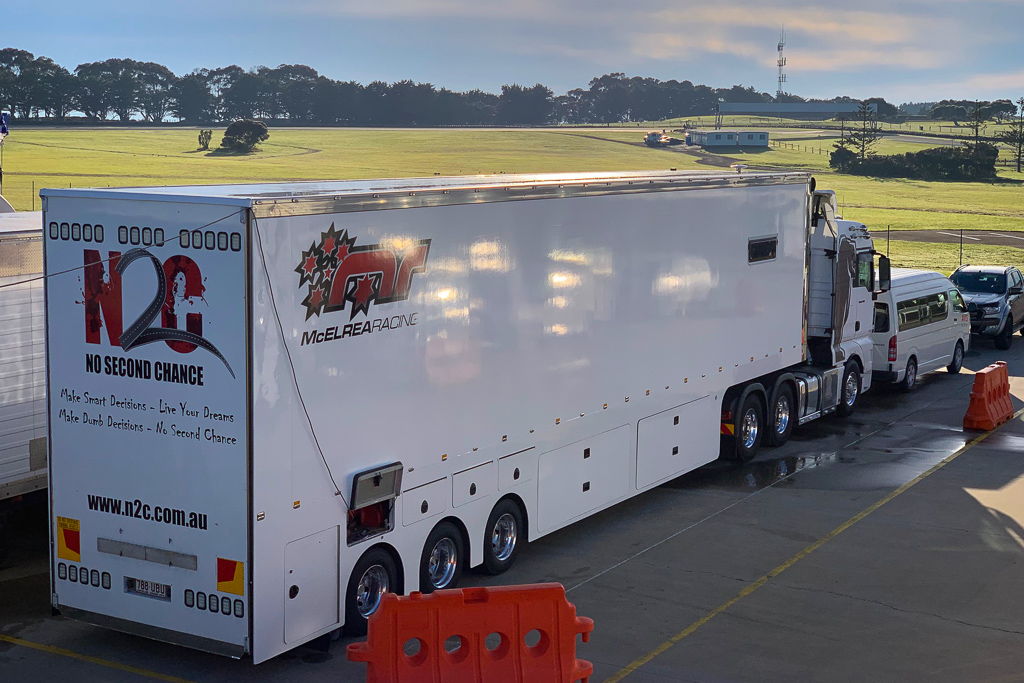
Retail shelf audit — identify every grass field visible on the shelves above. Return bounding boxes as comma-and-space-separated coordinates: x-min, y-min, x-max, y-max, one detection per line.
1, 126, 1021, 273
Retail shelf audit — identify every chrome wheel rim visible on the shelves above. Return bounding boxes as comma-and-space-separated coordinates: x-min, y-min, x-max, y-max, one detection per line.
491, 513, 517, 562
355, 564, 389, 618
844, 373, 859, 406
427, 538, 458, 588
741, 408, 759, 449
774, 395, 791, 435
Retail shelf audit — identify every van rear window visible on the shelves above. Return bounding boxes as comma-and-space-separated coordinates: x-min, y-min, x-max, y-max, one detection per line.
896, 292, 947, 331
874, 303, 890, 333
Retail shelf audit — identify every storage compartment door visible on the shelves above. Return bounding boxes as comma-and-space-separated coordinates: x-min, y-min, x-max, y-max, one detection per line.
636, 395, 717, 489
284, 527, 339, 644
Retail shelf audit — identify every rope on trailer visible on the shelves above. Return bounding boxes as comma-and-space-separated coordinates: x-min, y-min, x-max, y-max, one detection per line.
251, 211, 349, 506
0, 209, 244, 289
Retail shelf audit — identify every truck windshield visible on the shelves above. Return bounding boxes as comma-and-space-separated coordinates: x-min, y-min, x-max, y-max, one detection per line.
951, 271, 1006, 294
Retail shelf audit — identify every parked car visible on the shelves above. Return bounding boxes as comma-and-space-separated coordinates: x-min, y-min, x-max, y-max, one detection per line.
950, 265, 1024, 350
872, 268, 970, 391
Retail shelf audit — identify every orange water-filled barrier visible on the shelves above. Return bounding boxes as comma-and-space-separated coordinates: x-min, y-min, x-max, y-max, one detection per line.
347, 583, 593, 683
963, 361, 1014, 431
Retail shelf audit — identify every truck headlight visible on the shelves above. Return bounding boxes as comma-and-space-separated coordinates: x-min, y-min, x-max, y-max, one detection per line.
981, 304, 1000, 314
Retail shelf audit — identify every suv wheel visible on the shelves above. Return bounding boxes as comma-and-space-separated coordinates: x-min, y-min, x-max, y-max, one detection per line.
995, 316, 1013, 350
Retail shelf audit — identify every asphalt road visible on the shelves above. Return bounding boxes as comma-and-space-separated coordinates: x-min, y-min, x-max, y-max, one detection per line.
2, 341, 1024, 681
881, 229, 1024, 248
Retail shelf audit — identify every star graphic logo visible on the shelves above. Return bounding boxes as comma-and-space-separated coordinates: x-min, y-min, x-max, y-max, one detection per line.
294, 223, 430, 321
348, 274, 379, 319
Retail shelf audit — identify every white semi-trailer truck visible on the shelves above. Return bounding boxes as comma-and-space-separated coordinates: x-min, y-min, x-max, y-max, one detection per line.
42, 170, 890, 662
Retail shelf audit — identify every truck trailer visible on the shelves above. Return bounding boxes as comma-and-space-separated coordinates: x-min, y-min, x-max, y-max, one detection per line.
42, 170, 890, 662
0, 211, 47, 541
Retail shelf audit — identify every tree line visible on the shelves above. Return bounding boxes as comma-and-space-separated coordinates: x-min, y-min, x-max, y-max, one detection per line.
0, 49, 801, 125
0, 47, 1015, 126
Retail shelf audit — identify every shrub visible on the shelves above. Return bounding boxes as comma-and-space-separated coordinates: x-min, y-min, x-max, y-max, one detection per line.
220, 120, 269, 153
830, 142, 998, 181
198, 129, 212, 150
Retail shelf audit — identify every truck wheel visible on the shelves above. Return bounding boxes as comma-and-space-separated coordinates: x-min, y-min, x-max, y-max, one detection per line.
481, 499, 523, 575
766, 384, 795, 447
419, 521, 464, 593
344, 547, 398, 636
995, 317, 1013, 350
732, 393, 764, 461
899, 357, 917, 392
836, 362, 861, 417
947, 342, 964, 374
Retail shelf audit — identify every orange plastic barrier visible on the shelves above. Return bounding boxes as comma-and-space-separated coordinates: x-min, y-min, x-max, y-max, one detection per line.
347, 583, 594, 683
963, 361, 1014, 431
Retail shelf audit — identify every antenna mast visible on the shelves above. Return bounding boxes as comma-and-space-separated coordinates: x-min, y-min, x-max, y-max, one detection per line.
776, 29, 787, 99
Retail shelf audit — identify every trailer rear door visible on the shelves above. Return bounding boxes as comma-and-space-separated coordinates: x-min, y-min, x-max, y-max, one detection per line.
43, 196, 250, 656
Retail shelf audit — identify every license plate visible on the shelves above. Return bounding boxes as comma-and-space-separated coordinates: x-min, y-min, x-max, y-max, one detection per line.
125, 576, 171, 601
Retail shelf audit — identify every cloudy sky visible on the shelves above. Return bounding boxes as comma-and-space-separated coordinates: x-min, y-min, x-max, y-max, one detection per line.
10, 0, 1024, 103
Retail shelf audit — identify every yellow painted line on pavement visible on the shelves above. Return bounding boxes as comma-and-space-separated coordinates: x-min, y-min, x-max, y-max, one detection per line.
0, 633, 193, 683
607, 408, 1024, 682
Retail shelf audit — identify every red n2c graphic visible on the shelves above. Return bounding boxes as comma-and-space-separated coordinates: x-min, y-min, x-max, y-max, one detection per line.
82, 248, 233, 376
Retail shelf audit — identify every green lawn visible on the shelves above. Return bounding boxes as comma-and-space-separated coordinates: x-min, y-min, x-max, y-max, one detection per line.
0, 127, 707, 210
2, 126, 1021, 274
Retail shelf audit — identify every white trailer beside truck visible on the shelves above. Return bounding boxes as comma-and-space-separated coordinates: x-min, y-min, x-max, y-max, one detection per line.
0, 211, 47, 539
42, 170, 889, 662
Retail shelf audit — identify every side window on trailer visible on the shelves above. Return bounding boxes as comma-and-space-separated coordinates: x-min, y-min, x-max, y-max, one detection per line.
874, 303, 890, 333
748, 236, 778, 263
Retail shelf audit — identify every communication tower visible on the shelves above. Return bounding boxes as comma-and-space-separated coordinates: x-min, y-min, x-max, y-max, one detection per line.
776, 30, 787, 98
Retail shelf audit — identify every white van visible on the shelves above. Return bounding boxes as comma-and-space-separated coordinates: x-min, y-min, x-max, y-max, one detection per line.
872, 268, 970, 390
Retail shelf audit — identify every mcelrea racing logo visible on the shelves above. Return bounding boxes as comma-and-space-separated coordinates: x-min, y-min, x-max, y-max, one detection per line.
295, 223, 430, 320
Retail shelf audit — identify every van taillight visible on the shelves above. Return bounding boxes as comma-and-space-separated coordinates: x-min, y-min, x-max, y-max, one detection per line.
887, 335, 897, 362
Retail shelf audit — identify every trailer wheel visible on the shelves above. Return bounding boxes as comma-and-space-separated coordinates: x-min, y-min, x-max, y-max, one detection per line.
766, 384, 795, 447
344, 547, 398, 636
836, 361, 862, 416
481, 499, 523, 575
419, 521, 464, 593
732, 393, 764, 462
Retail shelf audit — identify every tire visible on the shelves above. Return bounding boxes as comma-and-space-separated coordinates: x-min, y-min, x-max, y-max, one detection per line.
765, 384, 795, 447
835, 361, 861, 416
419, 521, 464, 594
731, 392, 764, 461
900, 357, 918, 392
344, 547, 399, 637
947, 341, 964, 374
481, 499, 524, 575
995, 317, 1013, 350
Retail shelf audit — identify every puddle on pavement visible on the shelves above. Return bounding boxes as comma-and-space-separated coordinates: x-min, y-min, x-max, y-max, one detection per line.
665, 451, 843, 491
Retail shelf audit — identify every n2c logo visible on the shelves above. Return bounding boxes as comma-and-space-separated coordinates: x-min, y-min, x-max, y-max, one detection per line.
82, 248, 233, 377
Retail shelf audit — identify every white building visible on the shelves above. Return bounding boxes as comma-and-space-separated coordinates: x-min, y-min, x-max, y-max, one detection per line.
689, 130, 769, 148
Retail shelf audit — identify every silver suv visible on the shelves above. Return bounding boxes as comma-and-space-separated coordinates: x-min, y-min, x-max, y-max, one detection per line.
950, 265, 1024, 350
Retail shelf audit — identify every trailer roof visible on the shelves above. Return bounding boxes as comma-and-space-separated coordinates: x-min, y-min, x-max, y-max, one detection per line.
0, 211, 42, 236
40, 170, 809, 211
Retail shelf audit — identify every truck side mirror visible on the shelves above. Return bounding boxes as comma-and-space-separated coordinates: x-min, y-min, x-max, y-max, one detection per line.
876, 255, 891, 294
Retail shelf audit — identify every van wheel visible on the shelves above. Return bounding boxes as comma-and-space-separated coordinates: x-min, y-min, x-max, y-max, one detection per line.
344, 547, 398, 637
481, 499, 523, 575
419, 521, 464, 593
731, 393, 764, 461
900, 357, 918, 392
947, 342, 964, 374
766, 384, 795, 447
835, 362, 861, 417
995, 317, 1013, 350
